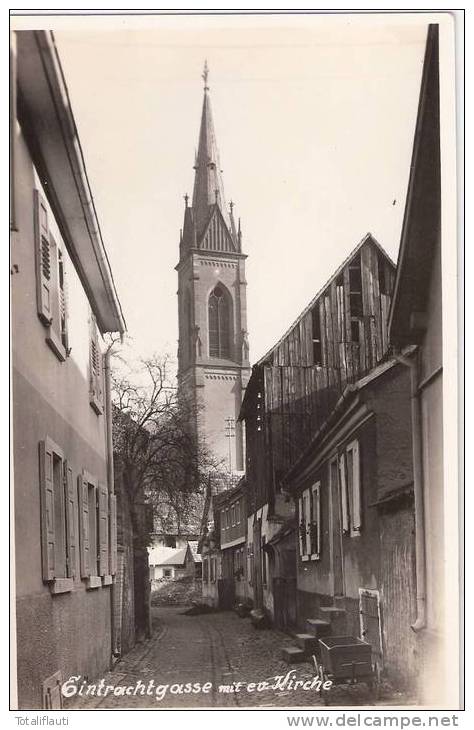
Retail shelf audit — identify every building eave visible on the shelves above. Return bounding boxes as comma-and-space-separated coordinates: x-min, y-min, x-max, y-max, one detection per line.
388, 25, 440, 347
16, 30, 126, 335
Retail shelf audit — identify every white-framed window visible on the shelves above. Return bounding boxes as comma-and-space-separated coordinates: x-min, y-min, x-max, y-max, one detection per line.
339, 439, 362, 536
298, 481, 321, 561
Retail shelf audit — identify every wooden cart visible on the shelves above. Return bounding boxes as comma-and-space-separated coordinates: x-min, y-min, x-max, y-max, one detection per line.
317, 635, 379, 704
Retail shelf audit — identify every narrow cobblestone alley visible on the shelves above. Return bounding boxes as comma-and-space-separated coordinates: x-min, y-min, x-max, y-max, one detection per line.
67, 607, 411, 710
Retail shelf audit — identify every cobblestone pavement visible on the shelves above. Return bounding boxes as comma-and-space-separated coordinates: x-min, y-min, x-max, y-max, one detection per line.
67, 606, 412, 710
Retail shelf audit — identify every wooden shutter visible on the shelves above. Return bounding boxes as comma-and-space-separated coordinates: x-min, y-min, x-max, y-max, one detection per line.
305, 490, 311, 556
77, 475, 91, 578
89, 313, 103, 413
64, 461, 76, 579
109, 493, 117, 575
349, 441, 362, 532
58, 249, 69, 351
339, 453, 349, 534
39, 440, 56, 581
298, 496, 304, 556
33, 190, 53, 325
311, 482, 321, 557
98, 483, 109, 576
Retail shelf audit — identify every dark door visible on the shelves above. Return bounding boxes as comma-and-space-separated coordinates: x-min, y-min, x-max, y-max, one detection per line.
253, 518, 263, 609
218, 578, 235, 609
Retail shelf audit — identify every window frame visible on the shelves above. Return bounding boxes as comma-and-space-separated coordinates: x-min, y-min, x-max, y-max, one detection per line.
39, 437, 75, 594
89, 311, 104, 415
33, 190, 69, 363
339, 439, 362, 537
208, 285, 231, 359
298, 482, 322, 561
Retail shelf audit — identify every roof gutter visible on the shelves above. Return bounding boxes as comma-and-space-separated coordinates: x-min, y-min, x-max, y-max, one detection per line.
17, 30, 126, 335
44, 31, 126, 335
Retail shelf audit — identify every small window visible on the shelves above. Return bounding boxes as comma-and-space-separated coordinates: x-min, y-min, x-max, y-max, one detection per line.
299, 482, 322, 560
87, 482, 98, 577
39, 438, 75, 592
77, 472, 109, 585
340, 440, 362, 536
34, 190, 69, 362
311, 305, 322, 366
378, 256, 388, 296
351, 319, 360, 344
89, 312, 104, 415
349, 254, 363, 317
163, 568, 172, 578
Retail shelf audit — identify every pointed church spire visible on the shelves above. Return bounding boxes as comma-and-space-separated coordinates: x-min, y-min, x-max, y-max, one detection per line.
192, 61, 231, 240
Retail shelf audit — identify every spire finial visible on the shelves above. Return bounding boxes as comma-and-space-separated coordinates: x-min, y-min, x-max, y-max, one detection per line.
184, 193, 189, 208
229, 200, 234, 214
202, 59, 209, 91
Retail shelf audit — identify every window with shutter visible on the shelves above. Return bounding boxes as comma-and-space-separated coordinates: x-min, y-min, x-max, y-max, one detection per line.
64, 461, 76, 579
89, 312, 104, 414
34, 190, 52, 325
298, 496, 305, 558
33, 190, 68, 362
310, 482, 321, 559
78, 471, 103, 587
39, 438, 73, 593
98, 483, 109, 577
346, 440, 362, 535
77, 474, 91, 578
339, 453, 350, 534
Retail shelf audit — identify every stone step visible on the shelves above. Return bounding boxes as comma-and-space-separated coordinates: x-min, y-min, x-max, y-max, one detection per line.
319, 606, 346, 616
294, 633, 320, 654
281, 646, 307, 664
306, 618, 331, 638
319, 606, 347, 633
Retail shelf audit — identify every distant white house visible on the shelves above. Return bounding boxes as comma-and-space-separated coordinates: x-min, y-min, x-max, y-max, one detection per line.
149, 542, 201, 585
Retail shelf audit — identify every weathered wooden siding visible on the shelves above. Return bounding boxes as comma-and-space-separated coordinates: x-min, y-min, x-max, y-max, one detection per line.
247, 240, 396, 495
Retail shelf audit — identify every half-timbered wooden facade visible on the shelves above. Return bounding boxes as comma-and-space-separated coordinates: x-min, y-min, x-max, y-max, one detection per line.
239, 233, 396, 621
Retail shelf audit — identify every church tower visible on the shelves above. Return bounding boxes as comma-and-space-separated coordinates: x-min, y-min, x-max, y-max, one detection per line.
176, 63, 251, 474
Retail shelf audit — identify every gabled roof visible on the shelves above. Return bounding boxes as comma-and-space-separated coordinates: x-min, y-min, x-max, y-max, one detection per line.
257, 233, 395, 366
148, 543, 199, 566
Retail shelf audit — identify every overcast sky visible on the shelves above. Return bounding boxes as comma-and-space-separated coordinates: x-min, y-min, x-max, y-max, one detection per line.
47, 14, 427, 364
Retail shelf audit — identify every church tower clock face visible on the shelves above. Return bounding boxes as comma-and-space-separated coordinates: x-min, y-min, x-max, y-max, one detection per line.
176, 63, 251, 475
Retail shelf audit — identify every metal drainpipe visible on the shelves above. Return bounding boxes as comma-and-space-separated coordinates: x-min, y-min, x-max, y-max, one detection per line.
104, 346, 120, 659
394, 349, 426, 632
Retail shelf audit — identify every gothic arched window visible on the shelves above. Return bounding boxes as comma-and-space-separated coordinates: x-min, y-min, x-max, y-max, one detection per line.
208, 286, 231, 359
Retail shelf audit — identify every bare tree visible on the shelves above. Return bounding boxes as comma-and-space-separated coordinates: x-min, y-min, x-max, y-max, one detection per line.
111, 352, 220, 539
